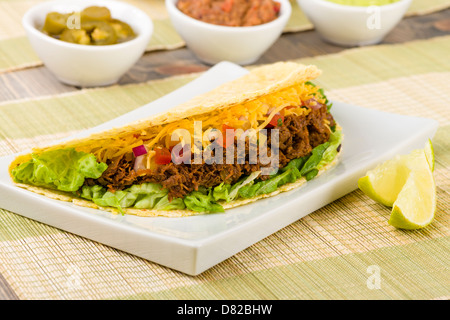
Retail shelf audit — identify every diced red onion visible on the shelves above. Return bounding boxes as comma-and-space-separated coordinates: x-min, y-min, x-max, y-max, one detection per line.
305, 98, 323, 110
132, 144, 147, 157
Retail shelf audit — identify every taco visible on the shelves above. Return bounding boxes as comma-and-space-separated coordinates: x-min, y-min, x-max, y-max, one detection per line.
9, 62, 343, 217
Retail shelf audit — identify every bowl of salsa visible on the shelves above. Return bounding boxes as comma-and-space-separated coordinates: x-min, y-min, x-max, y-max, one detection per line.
166, 0, 292, 65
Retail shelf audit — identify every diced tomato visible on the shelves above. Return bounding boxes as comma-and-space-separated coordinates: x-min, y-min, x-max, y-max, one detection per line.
266, 112, 284, 128
216, 124, 235, 148
154, 147, 172, 165
221, 0, 234, 13
273, 2, 281, 13
222, 124, 234, 133
222, 124, 235, 147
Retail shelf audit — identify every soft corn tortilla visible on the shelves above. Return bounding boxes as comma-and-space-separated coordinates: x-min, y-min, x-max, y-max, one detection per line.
9, 62, 341, 217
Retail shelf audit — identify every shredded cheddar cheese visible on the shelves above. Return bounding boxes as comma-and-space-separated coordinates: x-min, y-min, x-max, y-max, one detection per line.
90, 83, 325, 163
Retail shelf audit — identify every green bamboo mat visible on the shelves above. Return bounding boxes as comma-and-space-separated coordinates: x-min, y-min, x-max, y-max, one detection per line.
0, 36, 449, 300
0, 0, 449, 73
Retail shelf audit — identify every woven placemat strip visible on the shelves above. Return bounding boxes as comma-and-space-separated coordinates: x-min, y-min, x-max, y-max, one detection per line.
1, 36, 449, 145
1, 0, 449, 73
297, 38, 450, 89
0, 230, 447, 299
0, 36, 449, 300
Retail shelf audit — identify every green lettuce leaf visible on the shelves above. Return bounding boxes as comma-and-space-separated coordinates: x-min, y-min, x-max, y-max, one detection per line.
306, 81, 333, 111
184, 191, 225, 213
317, 129, 342, 170
80, 182, 186, 214
238, 168, 298, 199
212, 170, 263, 203
153, 195, 185, 211
80, 184, 106, 200
281, 157, 307, 173
127, 183, 168, 209
228, 170, 262, 202
233, 128, 342, 200
299, 142, 330, 176
212, 183, 231, 202
305, 169, 319, 181
12, 148, 107, 192
92, 190, 137, 214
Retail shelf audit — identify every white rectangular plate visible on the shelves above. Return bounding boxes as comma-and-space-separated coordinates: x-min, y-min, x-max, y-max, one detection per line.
0, 62, 439, 275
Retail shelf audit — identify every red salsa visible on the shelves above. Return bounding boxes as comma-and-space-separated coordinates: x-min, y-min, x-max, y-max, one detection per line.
176, 0, 281, 27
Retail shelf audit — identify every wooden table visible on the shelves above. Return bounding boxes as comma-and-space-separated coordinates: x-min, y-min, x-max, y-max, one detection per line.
0, 8, 448, 300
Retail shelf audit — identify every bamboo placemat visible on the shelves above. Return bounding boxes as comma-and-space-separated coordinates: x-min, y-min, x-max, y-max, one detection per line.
0, 36, 449, 300
1, 0, 450, 73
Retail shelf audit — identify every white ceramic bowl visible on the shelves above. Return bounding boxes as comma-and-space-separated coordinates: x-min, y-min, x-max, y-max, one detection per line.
297, 0, 412, 47
165, 0, 292, 65
22, 0, 153, 87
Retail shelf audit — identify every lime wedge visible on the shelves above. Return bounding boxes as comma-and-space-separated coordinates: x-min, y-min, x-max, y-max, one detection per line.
409, 139, 434, 172
358, 155, 409, 207
358, 141, 436, 229
389, 168, 436, 229
424, 139, 435, 172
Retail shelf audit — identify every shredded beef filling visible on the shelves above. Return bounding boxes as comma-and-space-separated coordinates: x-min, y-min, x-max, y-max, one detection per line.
87, 106, 336, 200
